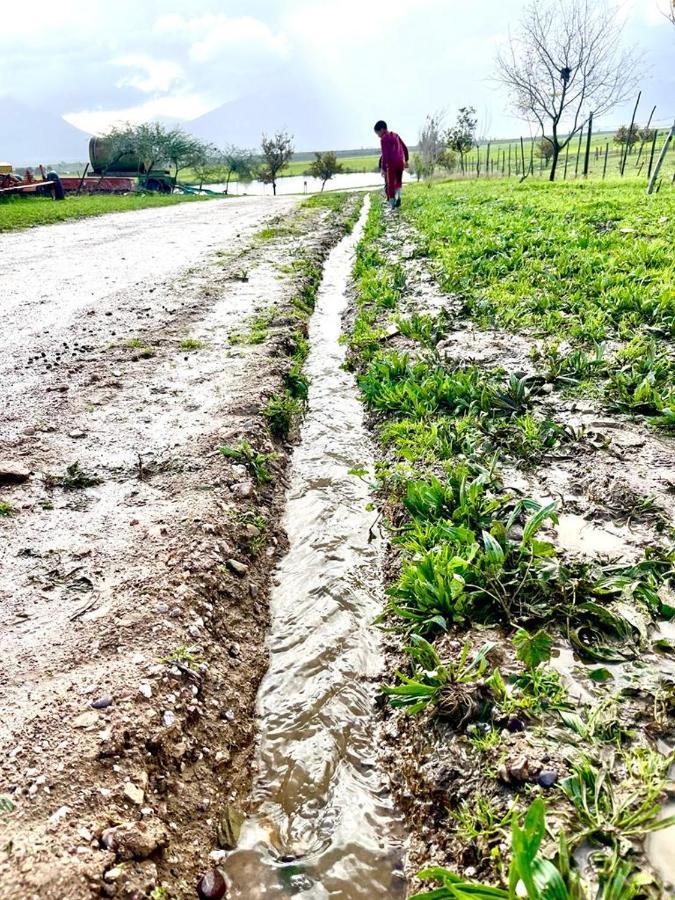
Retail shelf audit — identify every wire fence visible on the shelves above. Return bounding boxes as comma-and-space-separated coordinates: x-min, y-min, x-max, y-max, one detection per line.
437, 104, 675, 191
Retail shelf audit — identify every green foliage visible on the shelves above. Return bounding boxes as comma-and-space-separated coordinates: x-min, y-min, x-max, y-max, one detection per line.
382, 637, 493, 714
179, 337, 206, 351
0, 501, 13, 517
560, 750, 675, 844
412, 799, 584, 899
219, 441, 276, 485
308, 151, 343, 188
45, 462, 103, 491
513, 628, 553, 670
264, 392, 304, 439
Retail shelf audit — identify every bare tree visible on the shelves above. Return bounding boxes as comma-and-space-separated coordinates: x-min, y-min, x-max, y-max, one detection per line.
496, 0, 640, 180
259, 131, 294, 196
417, 113, 444, 178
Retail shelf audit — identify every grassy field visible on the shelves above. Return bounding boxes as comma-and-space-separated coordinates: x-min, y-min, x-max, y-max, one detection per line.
0, 192, 215, 233
281, 154, 380, 177
457, 130, 674, 182
348, 178, 675, 896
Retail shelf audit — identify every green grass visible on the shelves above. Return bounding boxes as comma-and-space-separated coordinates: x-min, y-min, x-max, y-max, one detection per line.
349, 185, 675, 895
0, 193, 215, 233
281, 153, 380, 177
402, 179, 675, 427
179, 337, 206, 352
0, 501, 13, 517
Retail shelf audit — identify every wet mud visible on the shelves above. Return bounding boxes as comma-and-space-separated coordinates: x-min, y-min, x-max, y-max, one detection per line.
0, 196, 360, 898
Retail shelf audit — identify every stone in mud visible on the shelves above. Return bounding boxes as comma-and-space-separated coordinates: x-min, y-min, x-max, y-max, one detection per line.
91, 695, 113, 710
0, 462, 30, 485
101, 821, 168, 860
197, 868, 228, 900
231, 481, 253, 499
123, 782, 145, 805
538, 770, 558, 788
226, 559, 248, 577
74, 710, 99, 729
215, 804, 245, 850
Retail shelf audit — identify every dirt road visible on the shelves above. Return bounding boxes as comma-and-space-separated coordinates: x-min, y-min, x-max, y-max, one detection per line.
0, 195, 357, 899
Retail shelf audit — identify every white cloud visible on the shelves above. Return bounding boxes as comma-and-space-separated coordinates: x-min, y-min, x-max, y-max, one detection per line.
153, 13, 290, 62
64, 94, 216, 134
112, 55, 185, 93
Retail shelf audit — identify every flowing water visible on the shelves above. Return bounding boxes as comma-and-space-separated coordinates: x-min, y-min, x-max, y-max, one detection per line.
223, 198, 407, 898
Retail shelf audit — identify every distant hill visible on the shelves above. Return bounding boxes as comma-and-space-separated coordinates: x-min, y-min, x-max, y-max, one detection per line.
2, 99, 90, 167
188, 85, 355, 153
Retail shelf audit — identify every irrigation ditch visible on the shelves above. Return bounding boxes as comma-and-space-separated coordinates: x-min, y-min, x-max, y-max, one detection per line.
2, 177, 674, 899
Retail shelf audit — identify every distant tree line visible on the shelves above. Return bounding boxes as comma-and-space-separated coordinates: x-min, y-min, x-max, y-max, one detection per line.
100, 123, 345, 195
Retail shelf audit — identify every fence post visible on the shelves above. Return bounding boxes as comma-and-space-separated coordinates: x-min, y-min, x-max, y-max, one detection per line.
520, 136, 526, 177
476, 146, 481, 178
635, 104, 657, 169
647, 121, 675, 195
602, 142, 609, 179
647, 129, 660, 179
620, 91, 641, 176
485, 143, 490, 177
563, 143, 570, 179
583, 111, 593, 177
508, 144, 512, 176
574, 127, 584, 177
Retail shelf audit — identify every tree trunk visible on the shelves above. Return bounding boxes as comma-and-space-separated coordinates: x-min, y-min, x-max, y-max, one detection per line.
549, 142, 560, 182
272, 176, 277, 196
321, 179, 326, 192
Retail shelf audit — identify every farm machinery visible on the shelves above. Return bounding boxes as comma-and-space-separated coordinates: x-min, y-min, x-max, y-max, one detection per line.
0, 162, 60, 198
1, 137, 176, 198
58, 137, 175, 194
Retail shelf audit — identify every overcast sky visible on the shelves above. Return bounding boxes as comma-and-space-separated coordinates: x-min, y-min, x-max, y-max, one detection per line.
2, 0, 673, 146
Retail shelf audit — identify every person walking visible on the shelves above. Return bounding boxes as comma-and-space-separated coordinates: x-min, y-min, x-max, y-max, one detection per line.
374, 120, 408, 209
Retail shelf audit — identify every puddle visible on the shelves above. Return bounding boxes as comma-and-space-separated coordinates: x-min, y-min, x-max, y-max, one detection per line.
647, 759, 675, 890
555, 513, 640, 560
223, 198, 407, 898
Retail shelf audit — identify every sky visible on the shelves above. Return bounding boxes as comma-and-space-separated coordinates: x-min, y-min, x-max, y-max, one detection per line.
1, 0, 673, 148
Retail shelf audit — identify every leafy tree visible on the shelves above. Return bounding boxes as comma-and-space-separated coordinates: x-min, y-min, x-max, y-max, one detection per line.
613, 124, 640, 147
495, 0, 640, 181
192, 151, 227, 190
259, 131, 294, 196
221, 145, 255, 193
132, 123, 174, 187
409, 152, 426, 181
536, 137, 555, 161
445, 107, 477, 172
308, 151, 343, 191
165, 129, 211, 181
437, 148, 458, 175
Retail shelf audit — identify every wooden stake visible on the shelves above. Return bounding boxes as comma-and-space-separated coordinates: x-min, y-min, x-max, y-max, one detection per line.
620, 91, 641, 176
647, 121, 675, 194
583, 112, 593, 177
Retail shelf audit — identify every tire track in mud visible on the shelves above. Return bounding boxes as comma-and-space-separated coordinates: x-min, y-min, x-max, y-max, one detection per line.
0, 196, 360, 899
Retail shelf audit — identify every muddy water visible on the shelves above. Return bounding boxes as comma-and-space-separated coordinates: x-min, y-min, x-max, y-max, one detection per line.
223, 198, 407, 898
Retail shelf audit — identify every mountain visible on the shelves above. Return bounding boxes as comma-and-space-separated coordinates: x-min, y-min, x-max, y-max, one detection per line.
188, 84, 353, 153
1, 99, 90, 166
